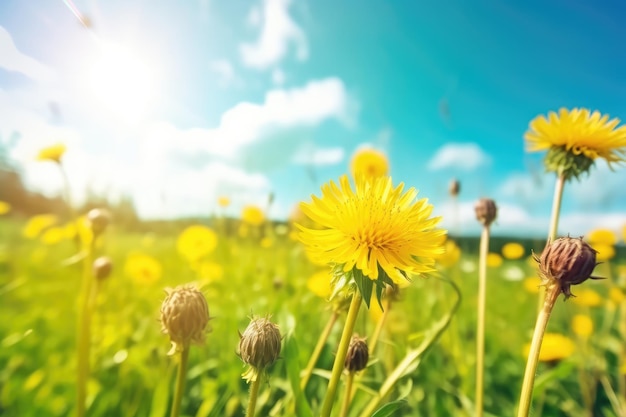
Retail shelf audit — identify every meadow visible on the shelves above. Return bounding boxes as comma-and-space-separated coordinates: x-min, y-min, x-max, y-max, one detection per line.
1, 211, 625, 417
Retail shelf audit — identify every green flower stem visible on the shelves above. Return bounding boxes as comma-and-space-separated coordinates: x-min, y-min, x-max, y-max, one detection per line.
301, 310, 339, 390
369, 299, 391, 355
170, 347, 190, 417
475, 225, 490, 417
320, 293, 363, 417
547, 173, 566, 244
245, 375, 261, 417
517, 284, 561, 417
76, 240, 95, 417
339, 371, 355, 417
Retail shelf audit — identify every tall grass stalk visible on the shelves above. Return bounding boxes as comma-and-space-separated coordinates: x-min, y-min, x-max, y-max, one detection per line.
319, 293, 362, 417
339, 371, 355, 417
76, 239, 95, 417
301, 310, 339, 390
475, 224, 490, 417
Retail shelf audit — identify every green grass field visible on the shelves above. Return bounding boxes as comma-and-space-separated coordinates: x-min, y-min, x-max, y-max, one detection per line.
0, 217, 625, 417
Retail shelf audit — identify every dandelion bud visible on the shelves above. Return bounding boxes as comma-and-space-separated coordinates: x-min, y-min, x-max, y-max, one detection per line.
160, 285, 210, 355
87, 208, 111, 236
344, 335, 369, 372
536, 236, 598, 298
448, 178, 461, 197
92, 256, 112, 280
474, 198, 497, 227
239, 317, 281, 382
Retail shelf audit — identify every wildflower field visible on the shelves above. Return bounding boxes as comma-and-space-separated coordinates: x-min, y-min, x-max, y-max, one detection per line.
1, 212, 626, 417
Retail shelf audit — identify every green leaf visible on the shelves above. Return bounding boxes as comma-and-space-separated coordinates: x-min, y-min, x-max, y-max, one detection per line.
371, 400, 407, 417
149, 367, 171, 417
353, 268, 373, 308
284, 332, 314, 417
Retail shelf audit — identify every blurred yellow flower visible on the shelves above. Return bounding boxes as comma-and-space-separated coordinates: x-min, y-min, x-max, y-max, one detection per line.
587, 228, 618, 246
0, 201, 10, 215
177, 225, 218, 261
217, 196, 231, 207
368, 292, 390, 323
298, 175, 445, 283
242, 205, 265, 226
592, 243, 615, 262
523, 277, 542, 294
37, 143, 66, 163
124, 254, 162, 285
198, 261, 224, 283
350, 147, 389, 180
571, 314, 593, 338
23, 214, 59, 239
40, 227, 66, 245
501, 242, 525, 260
436, 239, 461, 268
307, 270, 333, 299
260, 237, 273, 248
571, 288, 602, 307
609, 287, 625, 305
486, 253, 503, 268
523, 333, 575, 362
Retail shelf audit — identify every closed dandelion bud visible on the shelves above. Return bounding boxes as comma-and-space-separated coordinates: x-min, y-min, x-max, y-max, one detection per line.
449, 178, 461, 197
160, 285, 210, 355
239, 317, 281, 382
536, 236, 599, 298
93, 256, 112, 280
87, 208, 111, 236
474, 198, 497, 227
344, 335, 369, 372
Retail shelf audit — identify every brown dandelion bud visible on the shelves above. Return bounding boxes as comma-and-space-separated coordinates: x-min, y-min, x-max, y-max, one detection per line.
449, 178, 461, 197
474, 198, 497, 227
239, 317, 281, 371
87, 208, 111, 236
93, 256, 112, 280
536, 236, 598, 298
344, 335, 369, 372
160, 285, 210, 354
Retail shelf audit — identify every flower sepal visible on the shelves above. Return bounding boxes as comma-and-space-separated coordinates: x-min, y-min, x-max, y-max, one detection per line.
352, 265, 394, 310
544, 146, 595, 181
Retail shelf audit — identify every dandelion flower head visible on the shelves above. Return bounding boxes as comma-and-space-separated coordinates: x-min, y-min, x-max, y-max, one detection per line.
350, 147, 389, 180
37, 143, 66, 163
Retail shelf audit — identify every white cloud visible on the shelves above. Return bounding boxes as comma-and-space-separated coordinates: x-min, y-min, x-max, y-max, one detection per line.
240, 0, 308, 69
293, 146, 344, 166
428, 142, 491, 171
0, 26, 53, 82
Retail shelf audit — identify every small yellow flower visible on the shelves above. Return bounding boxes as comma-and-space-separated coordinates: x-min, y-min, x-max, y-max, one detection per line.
307, 270, 333, 299
501, 242, 525, 260
571, 314, 594, 338
125, 253, 162, 285
298, 175, 445, 284
523, 277, 542, 294
242, 205, 265, 226
37, 143, 66, 163
23, 214, 59, 239
486, 253, 503, 268
177, 225, 218, 262
350, 147, 389, 180
436, 239, 461, 268
0, 201, 10, 215
40, 227, 66, 245
217, 196, 231, 208
592, 243, 615, 262
571, 288, 602, 307
523, 333, 575, 362
609, 287, 625, 305
587, 228, 618, 246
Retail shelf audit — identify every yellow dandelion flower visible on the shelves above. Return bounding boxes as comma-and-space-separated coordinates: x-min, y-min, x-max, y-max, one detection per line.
571, 314, 594, 338
177, 225, 218, 262
502, 242, 525, 260
609, 287, 625, 305
22, 214, 59, 239
297, 175, 446, 284
486, 253, 503, 268
40, 227, 66, 245
587, 228, 618, 246
37, 143, 66, 163
523, 333, 575, 362
217, 196, 231, 208
124, 253, 162, 285
571, 288, 602, 307
523, 276, 542, 294
0, 201, 10, 215
307, 270, 333, 299
242, 205, 265, 226
436, 239, 461, 268
350, 147, 389, 180
592, 242, 615, 262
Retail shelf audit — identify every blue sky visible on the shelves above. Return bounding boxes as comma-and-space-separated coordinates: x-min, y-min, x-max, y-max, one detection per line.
1, 0, 626, 237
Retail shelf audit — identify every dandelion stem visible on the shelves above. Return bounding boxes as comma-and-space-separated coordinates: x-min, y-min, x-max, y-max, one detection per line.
547, 173, 565, 245
369, 299, 391, 355
245, 376, 261, 417
475, 225, 490, 417
76, 239, 95, 417
339, 371, 355, 417
170, 347, 190, 417
320, 293, 362, 417
301, 310, 339, 390
517, 285, 561, 417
